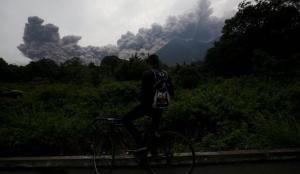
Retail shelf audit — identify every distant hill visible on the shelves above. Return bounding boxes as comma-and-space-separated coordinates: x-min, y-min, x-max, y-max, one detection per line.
156, 38, 213, 66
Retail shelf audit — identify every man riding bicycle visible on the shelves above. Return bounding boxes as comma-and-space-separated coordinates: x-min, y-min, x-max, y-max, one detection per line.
122, 54, 174, 150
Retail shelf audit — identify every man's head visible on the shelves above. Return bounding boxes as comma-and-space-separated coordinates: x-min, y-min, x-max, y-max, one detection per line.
146, 54, 160, 68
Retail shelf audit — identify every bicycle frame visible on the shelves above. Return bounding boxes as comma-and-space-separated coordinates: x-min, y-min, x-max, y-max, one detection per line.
92, 117, 195, 174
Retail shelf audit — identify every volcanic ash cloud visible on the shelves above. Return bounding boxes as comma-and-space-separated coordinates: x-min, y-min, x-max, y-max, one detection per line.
18, 16, 118, 64
18, 0, 226, 64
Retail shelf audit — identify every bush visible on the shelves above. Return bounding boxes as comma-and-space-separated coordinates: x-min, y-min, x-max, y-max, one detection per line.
0, 81, 140, 156
165, 77, 300, 150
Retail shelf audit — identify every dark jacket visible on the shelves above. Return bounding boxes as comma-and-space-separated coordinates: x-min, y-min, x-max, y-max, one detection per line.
140, 68, 174, 106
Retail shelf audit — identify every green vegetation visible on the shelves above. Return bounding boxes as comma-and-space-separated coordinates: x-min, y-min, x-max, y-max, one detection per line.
1, 57, 300, 155
0, 0, 299, 156
0, 81, 139, 156
1, 74, 300, 156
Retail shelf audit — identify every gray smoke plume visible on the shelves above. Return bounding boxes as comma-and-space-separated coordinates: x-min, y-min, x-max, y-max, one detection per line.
117, 0, 224, 58
18, 0, 226, 63
18, 16, 118, 64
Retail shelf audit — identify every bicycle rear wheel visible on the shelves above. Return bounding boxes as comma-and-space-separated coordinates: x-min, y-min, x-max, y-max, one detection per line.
146, 131, 195, 174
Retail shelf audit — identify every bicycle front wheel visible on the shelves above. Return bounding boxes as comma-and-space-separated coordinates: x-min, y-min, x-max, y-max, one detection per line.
147, 131, 195, 174
92, 135, 115, 174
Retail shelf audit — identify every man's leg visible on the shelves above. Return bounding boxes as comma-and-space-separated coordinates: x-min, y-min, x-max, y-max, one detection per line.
122, 104, 147, 148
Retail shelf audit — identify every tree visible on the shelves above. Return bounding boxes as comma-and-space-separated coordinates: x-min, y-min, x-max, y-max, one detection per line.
25, 59, 60, 81
100, 56, 123, 76
60, 57, 89, 83
0, 58, 23, 82
204, 0, 300, 77
114, 56, 149, 81
0, 58, 9, 81
171, 64, 203, 89
88, 63, 102, 86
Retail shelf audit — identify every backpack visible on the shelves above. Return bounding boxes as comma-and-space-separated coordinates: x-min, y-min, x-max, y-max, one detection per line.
152, 69, 171, 109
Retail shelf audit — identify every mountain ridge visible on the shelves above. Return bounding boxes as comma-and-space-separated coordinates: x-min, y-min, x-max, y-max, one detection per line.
156, 38, 213, 66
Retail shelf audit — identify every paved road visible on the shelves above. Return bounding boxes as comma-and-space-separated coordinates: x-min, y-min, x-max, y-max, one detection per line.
1, 149, 300, 174
1, 161, 300, 174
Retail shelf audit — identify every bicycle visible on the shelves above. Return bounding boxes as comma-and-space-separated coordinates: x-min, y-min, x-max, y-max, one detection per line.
91, 117, 195, 174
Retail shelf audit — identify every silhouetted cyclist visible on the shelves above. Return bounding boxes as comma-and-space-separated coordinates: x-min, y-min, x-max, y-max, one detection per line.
122, 54, 174, 150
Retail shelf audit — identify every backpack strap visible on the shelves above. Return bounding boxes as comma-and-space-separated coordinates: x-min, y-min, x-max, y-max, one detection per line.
152, 69, 169, 90
161, 70, 168, 81
152, 68, 158, 81
152, 69, 162, 90
151, 69, 168, 80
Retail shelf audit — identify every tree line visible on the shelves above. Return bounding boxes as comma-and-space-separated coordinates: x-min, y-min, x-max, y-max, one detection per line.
205, 0, 300, 77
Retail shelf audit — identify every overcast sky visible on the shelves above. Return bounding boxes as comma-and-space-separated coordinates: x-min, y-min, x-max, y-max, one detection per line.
0, 0, 242, 65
